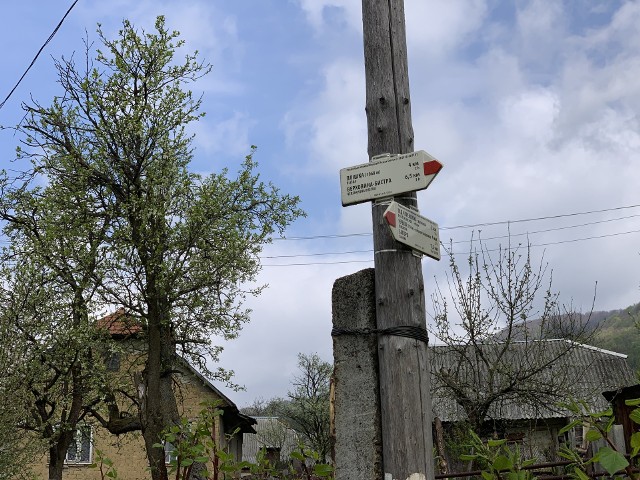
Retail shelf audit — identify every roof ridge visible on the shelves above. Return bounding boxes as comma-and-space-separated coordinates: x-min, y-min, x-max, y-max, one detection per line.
430, 339, 628, 358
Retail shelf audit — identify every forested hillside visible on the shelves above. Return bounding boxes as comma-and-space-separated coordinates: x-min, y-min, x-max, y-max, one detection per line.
591, 302, 640, 373
494, 301, 640, 374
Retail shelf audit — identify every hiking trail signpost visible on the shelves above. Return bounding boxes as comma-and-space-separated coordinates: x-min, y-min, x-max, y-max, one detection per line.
339, 151, 443, 206
332, 2, 442, 480
383, 201, 441, 261
337, 145, 443, 480
339, 150, 443, 260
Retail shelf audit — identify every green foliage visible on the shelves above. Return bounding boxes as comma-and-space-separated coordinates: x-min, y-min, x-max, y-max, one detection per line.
91, 449, 120, 479
559, 399, 640, 480
6, 13, 304, 479
266, 353, 332, 463
460, 430, 536, 480
153, 401, 225, 479
289, 444, 334, 480
596, 447, 629, 476
243, 354, 332, 464
0, 151, 119, 477
154, 401, 333, 480
0, 305, 38, 480
10, 11, 304, 375
243, 447, 281, 478
244, 443, 333, 480
442, 421, 475, 466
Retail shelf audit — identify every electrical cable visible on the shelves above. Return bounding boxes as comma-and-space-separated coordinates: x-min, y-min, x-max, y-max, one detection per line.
262, 214, 640, 260
0, 0, 79, 112
261, 249, 372, 259
264, 259, 373, 267
448, 213, 640, 244
441, 203, 640, 230
262, 227, 640, 266
273, 203, 640, 241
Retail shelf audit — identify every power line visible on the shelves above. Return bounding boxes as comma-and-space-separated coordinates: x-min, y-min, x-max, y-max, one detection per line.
441, 203, 640, 230
273, 203, 640, 241
448, 213, 640, 244
262, 227, 640, 266
263, 259, 373, 267
277, 232, 372, 241
262, 249, 372, 259
262, 214, 640, 260
0, 0, 79, 112
447, 228, 640, 256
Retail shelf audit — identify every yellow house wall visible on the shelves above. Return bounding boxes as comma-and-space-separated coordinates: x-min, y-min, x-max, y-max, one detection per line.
29, 367, 235, 480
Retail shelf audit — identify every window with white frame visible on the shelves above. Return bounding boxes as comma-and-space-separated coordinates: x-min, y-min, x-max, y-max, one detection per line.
65, 425, 92, 464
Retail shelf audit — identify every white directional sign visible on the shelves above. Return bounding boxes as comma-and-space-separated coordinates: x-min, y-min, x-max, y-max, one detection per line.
340, 150, 443, 206
383, 201, 441, 260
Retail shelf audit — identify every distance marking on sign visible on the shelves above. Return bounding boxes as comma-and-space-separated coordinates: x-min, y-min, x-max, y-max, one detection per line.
383, 200, 441, 260
340, 150, 443, 206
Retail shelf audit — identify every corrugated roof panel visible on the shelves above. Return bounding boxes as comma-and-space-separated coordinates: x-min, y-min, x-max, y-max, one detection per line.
429, 340, 636, 423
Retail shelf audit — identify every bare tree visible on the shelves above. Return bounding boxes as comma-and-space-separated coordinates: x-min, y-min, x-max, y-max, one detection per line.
429, 236, 597, 435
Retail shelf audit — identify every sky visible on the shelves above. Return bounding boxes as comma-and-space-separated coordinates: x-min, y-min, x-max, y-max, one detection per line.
1, 0, 639, 408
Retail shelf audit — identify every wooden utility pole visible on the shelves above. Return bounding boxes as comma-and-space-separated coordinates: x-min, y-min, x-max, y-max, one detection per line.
361, 1, 435, 479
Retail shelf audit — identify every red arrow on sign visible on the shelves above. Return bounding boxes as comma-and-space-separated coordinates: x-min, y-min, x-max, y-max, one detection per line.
384, 210, 396, 227
424, 160, 443, 176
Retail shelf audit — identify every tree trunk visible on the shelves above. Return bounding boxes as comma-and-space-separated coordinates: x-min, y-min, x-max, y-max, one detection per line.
142, 299, 180, 480
48, 352, 85, 480
48, 448, 65, 480
47, 431, 74, 480
434, 417, 449, 475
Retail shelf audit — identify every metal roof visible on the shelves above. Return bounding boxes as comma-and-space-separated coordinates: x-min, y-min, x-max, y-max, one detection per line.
242, 417, 301, 463
429, 339, 637, 423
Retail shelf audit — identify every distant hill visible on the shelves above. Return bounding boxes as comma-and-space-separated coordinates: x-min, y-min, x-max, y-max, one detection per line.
591, 302, 640, 372
495, 302, 640, 373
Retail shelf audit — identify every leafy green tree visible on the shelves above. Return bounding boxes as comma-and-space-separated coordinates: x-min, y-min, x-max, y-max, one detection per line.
242, 396, 289, 417
7, 16, 302, 480
280, 353, 332, 463
0, 294, 42, 480
243, 354, 332, 463
0, 162, 120, 479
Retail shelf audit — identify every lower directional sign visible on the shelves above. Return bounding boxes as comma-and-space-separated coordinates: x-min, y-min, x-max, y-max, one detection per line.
383, 201, 441, 260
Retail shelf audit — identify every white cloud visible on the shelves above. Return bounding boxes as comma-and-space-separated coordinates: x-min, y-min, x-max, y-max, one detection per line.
282, 57, 367, 175
215, 240, 363, 406
294, 0, 362, 33
191, 111, 255, 160
514, 0, 566, 66
580, 1, 640, 55
405, 0, 640, 320
498, 88, 560, 145
405, 0, 487, 59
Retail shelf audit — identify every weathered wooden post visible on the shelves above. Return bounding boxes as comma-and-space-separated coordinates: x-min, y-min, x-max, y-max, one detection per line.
333, 2, 442, 479
361, 1, 436, 479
